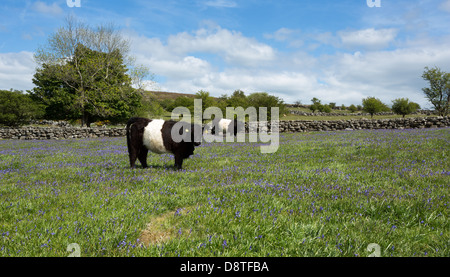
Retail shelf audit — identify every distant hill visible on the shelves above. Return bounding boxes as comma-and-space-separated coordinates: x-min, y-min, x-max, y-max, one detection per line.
143, 90, 196, 101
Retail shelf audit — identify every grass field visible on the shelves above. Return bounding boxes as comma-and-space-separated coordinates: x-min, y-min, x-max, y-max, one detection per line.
0, 127, 448, 257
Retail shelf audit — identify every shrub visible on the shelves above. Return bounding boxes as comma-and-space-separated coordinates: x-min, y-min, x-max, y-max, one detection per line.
0, 89, 45, 127
348, 104, 358, 113
391, 98, 420, 118
362, 97, 390, 118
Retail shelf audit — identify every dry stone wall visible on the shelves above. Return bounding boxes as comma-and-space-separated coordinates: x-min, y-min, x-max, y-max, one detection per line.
288, 110, 435, 117
0, 126, 126, 140
247, 116, 450, 133
0, 116, 449, 140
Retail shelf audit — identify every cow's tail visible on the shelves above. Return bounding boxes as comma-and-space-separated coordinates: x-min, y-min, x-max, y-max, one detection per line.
126, 117, 140, 154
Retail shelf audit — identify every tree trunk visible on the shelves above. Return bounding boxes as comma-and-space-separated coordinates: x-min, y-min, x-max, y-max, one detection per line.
82, 110, 90, 127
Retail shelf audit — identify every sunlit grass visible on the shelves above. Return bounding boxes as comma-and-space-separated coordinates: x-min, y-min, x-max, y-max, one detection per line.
0, 128, 448, 257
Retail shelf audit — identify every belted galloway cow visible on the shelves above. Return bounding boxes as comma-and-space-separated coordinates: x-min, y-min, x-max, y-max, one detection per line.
126, 117, 202, 170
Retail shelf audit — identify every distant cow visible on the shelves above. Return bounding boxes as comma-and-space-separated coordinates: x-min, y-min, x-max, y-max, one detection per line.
210, 118, 244, 136
126, 117, 202, 170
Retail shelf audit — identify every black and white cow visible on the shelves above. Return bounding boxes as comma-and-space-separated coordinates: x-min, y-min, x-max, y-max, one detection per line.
210, 118, 244, 136
126, 117, 202, 170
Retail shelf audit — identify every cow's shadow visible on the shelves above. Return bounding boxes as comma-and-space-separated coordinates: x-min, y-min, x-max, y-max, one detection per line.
126, 164, 182, 171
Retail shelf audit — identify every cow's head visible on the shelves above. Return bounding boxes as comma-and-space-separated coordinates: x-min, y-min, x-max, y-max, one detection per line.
172, 121, 203, 146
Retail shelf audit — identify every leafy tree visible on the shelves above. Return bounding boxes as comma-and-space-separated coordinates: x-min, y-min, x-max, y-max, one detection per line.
215, 93, 231, 114
194, 90, 218, 122
247, 92, 287, 120
136, 97, 165, 118
348, 104, 358, 113
422, 66, 450, 116
159, 98, 175, 111
0, 89, 44, 127
170, 96, 195, 115
29, 63, 78, 120
310, 97, 321, 113
194, 90, 217, 119
320, 104, 332, 113
31, 44, 141, 126
294, 100, 302, 106
362, 97, 390, 118
309, 98, 331, 113
227, 90, 249, 109
391, 98, 421, 118
205, 90, 285, 120
216, 90, 250, 118
32, 16, 147, 126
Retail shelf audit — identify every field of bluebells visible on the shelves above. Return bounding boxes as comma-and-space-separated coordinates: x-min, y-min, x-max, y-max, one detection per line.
0, 127, 448, 257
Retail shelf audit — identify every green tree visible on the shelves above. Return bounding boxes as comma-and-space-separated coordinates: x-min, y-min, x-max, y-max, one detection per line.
194, 90, 216, 120
294, 100, 302, 106
136, 96, 165, 118
159, 98, 175, 111
29, 63, 78, 120
362, 97, 390, 118
0, 89, 45, 127
309, 98, 331, 113
32, 16, 147, 126
171, 96, 195, 115
422, 66, 450, 116
215, 93, 230, 114
247, 92, 286, 120
348, 104, 358, 113
310, 97, 321, 113
391, 98, 421, 118
227, 90, 249, 109
320, 104, 332, 113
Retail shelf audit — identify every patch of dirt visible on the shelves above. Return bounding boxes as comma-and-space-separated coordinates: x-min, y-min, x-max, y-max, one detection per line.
138, 205, 198, 247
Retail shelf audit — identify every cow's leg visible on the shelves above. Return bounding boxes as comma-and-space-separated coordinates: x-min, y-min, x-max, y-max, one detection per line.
138, 146, 149, 168
174, 154, 183, 170
129, 144, 139, 168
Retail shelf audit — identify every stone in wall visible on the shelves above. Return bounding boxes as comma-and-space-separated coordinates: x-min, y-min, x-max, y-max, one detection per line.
1, 117, 449, 140
0, 126, 127, 140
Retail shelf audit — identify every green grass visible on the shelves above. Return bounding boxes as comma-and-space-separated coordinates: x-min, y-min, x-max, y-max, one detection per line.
0, 128, 448, 257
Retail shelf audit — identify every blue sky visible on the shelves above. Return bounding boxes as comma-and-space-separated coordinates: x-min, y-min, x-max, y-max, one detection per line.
1, 0, 450, 107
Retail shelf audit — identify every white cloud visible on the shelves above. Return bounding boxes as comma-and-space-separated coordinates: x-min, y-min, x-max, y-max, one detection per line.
166, 27, 275, 66
0, 51, 36, 91
265, 27, 399, 52
31, 1, 63, 16
264, 28, 298, 42
3, 24, 444, 109
4, 27, 448, 109
204, 0, 237, 8
150, 56, 212, 80
264, 28, 304, 48
319, 43, 450, 108
126, 24, 450, 108
128, 26, 275, 68
338, 28, 398, 50
440, 0, 450, 12
158, 69, 318, 103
